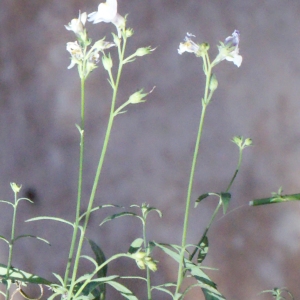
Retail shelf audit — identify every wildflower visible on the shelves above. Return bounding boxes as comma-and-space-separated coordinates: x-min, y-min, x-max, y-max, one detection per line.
215, 30, 242, 67
66, 41, 84, 69
65, 11, 87, 38
88, 0, 125, 38
178, 33, 199, 55
10, 182, 22, 193
131, 251, 157, 272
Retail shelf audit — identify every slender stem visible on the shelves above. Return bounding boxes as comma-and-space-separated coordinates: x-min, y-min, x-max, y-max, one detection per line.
176, 103, 208, 293
176, 57, 212, 293
64, 76, 86, 286
5, 192, 18, 299
142, 219, 152, 300
68, 36, 128, 297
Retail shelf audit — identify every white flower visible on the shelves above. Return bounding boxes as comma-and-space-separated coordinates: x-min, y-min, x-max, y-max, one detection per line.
178, 33, 199, 55
217, 30, 242, 67
66, 41, 84, 69
65, 11, 87, 37
88, 0, 125, 38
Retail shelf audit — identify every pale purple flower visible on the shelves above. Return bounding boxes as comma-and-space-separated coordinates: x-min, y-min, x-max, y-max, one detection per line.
178, 33, 200, 55
218, 30, 242, 67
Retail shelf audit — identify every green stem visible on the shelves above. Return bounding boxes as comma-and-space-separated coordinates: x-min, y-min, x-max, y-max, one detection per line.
64, 76, 86, 286
176, 55, 212, 294
142, 219, 152, 300
176, 103, 208, 293
5, 191, 18, 299
68, 36, 128, 298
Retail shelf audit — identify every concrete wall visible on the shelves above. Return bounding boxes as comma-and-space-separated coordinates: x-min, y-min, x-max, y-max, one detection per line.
1, 0, 300, 299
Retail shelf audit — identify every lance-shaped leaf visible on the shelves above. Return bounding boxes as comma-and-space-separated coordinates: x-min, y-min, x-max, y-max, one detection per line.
0, 263, 51, 285
195, 192, 231, 214
88, 239, 107, 298
100, 212, 140, 226
250, 193, 300, 206
106, 281, 138, 300
197, 236, 209, 265
128, 238, 144, 254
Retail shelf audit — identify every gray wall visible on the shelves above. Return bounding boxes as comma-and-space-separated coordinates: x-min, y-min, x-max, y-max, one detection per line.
1, 0, 300, 299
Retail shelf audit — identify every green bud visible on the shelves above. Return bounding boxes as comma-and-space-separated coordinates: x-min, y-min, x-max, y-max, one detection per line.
128, 89, 147, 104
10, 182, 22, 193
145, 259, 157, 272
244, 138, 253, 147
231, 136, 243, 147
112, 33, 121, 47
209, 73, 218, 92
135, 46, 154, 57
102, 53, 113, 71
125, 28, 134, 38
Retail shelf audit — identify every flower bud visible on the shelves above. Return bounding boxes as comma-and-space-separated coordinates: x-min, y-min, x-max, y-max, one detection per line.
135, 46, 154, 57
102, 54, 113, 71
209, 73, 218, 92
244, 138, 253, 147
10, 182, 22, 193
125, 28, 134, 38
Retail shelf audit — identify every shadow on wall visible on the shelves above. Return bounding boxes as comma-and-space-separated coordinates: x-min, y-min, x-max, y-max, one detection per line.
1, 0, 300, 299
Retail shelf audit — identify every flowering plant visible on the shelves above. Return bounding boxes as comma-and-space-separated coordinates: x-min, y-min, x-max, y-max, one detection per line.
0, 1, 296, 300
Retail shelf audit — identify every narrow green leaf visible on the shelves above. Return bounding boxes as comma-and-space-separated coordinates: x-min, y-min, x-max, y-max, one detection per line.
0, 200, 13, 206
107, 281, 138, 300
202, 287, 226, 300
144, 207, 163, 218
128, 238, 143, 254
79, 204, 124, 221
0, 263, 51, 285
0, 236, 9, 244
26, 216, 74, 227
88, 239, 107, 298
195, 193, 231, 214
100, 212, 139, 226
197, 236, 209, 264
195, 193, 210, 205
250, 193, 300, 206
219, 193, 231, 214
14, 234, 50, 245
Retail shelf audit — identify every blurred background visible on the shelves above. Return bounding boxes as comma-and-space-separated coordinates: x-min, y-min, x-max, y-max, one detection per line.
1, 0, 300, 299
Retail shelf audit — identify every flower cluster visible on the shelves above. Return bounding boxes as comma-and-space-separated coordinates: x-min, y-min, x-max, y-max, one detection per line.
178, 30, 243, 67
131, 251, 157, 272
65, 0, 126, 78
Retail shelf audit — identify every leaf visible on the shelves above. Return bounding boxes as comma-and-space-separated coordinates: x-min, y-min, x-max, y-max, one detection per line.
79, 204, 124, 221
128, 238, 144, 254
151, 283, 178, 298
100, 212, 139, 226
202, 287, 226, 300
106, 281, 138, 300
197, 236, 209, 265
88, 239, 107, 298
14, 235, 50, 245
154, 243, 226, 300
195, 192, 231, 214
0, 236, 9, 244
26, 216, 74, 228
0, 263, 51, 285
250, 193, 300, 206
219, 193, 231, 214
196, 193, 210, 203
